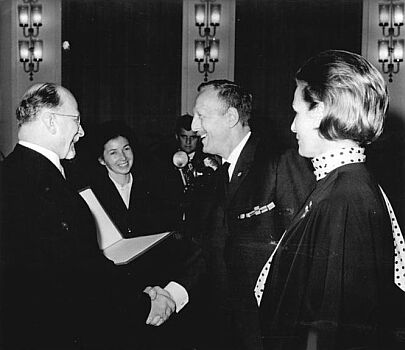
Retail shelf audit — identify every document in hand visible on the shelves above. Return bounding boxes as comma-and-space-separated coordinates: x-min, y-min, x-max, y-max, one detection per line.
78, 187, 172, 265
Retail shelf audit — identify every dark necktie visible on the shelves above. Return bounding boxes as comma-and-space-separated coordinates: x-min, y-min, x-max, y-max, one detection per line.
222, 161, 230, 181
220, 161, 231, 197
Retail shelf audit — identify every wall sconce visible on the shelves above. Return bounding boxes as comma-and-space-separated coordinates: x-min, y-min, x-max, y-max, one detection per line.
18, 0, 43, 81
194, 0, 221, 82
378, 0, 404, 82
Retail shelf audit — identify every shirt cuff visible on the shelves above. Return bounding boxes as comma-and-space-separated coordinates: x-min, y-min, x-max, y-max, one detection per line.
164, 281, 189, 313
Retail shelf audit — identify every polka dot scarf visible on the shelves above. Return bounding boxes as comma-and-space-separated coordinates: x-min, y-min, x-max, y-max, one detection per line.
254, 232, 286, 305
312, 146, 405, 291
379, 187, 405, 292
311, 146, 366, 181
255, 147, 405, 306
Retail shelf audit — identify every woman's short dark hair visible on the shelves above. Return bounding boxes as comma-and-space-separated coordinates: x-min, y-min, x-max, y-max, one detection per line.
296, 50, 389, 145
16, 83, 60, 126
94, 120, 135, 159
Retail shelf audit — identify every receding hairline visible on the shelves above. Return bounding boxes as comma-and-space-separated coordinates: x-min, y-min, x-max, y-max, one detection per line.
55, 86, 78, 111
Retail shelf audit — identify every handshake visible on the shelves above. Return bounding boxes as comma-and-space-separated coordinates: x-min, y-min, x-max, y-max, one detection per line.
143, 286, 176, 326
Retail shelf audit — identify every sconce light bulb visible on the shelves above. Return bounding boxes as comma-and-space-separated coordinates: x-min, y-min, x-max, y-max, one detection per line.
210, 4, 221, 25
18, 41, 30, 61
379, 4, 390, 26
394, 4, 404, 26
195, 4, 205, 26
393, 39, 404, 61
195, 40, 205, 61
31, 5, 42, 26
18, 5, 29, 27
33, 40, 43, 61
209, 40, 219, 61
378, 40, 390, 61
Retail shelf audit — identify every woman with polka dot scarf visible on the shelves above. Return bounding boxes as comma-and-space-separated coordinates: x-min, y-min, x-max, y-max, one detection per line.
257, 50, 405, 350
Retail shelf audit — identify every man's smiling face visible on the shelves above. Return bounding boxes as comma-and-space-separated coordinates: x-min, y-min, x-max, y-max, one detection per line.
191, 87, 230, 158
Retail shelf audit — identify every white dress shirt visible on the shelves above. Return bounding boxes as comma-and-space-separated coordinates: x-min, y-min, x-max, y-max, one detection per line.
108, 173, 133, 209
223, 131, 251, 180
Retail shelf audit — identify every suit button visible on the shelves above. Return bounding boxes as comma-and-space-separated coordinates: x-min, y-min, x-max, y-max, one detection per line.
61, 221, 69, 231
127, 228, 132, 234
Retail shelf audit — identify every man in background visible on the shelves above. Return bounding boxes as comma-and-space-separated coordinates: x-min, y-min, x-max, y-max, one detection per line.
153, 114, 219, 228
189, 80, 315, 349
176, 114, 200, 157
175, 114, 219, 184
0, 83, 177, 349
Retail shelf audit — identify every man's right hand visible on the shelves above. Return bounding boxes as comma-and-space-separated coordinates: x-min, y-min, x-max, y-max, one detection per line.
144, 286, 176, 326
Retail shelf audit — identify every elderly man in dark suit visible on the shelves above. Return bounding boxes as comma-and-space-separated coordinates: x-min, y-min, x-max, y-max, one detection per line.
0, 83, 176, 349
189, 80, 315, 350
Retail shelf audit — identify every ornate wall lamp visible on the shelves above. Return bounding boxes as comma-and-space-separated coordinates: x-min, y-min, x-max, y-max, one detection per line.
18, 0, 43, 81
378, 0, 404, 82
194, 0, 221, 82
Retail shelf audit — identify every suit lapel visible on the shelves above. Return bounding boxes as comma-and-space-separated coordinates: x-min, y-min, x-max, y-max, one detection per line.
227, 134, 258, 201
109, 175, 128, 212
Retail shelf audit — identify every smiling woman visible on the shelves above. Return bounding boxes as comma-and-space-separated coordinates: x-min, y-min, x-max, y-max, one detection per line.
99, 135, 134, 185
89, 120, 178, 238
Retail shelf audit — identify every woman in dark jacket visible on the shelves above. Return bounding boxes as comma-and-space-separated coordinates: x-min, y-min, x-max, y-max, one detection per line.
91, 120, 177, 237
89, 121, 204, 349
257, 50, 405, 350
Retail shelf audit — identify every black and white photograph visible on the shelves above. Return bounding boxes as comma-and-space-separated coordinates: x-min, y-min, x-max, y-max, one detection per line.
1, 0, 405, 349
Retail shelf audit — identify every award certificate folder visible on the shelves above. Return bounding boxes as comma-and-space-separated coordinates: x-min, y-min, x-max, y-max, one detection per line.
78, 187, 172, 265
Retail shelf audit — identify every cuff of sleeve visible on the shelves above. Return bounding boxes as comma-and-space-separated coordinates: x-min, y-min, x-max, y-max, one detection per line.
164, 281, 189, 313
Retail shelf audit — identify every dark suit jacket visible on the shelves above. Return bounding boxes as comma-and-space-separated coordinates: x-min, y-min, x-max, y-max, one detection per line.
188, 133, 316, 350
0, 145, 151, 350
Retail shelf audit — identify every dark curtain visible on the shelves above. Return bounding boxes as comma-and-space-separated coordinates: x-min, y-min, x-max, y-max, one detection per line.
235, 0, 363, 148
62, 0, 182, 147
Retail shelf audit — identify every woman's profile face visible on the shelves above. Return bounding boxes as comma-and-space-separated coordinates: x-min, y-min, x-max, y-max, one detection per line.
99, 135, 134, 176
291, 84, 326, 158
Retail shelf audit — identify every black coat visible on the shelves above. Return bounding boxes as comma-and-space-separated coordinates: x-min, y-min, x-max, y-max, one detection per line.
259, 162, 405, 350
188, 134, 316, 350
0, 145, 151, 350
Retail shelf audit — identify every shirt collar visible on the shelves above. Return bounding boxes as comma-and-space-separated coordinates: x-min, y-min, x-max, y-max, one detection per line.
223, 131, 251, 178
311, 146, 366, 181
108, 172, 133, 190
18, 140, 62, 172
188, 151, 195, 161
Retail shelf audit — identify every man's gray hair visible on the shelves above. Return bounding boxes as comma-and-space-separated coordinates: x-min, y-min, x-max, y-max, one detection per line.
16, 83, 61, 126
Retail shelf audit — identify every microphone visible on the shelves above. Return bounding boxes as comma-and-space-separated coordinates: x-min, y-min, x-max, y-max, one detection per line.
173, 151, 189, 188
173, 150, 189, 168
